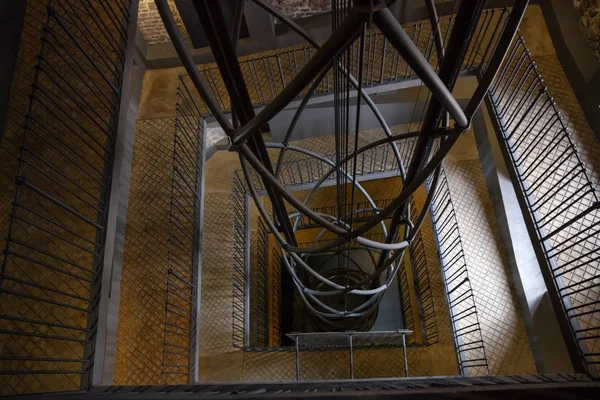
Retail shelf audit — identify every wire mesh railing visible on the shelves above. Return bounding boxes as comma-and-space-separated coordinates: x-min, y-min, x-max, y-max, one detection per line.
269, 247, 283, 348
484, 34, 600, 375
429, 168, 489, 376
398, 247, 417, 345
0, 0, 131, 395
409, 229, 439, 345
189, 8, 509, 115
254, 218, 271, 348
401, 197, 440, 347
232, 136, 445, 352
161, 75, 204, 384
244, 141, 417, 194
232, 173, 250, 349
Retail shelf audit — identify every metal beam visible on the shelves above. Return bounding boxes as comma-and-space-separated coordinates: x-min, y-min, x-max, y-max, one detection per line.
91, 0, 140, 386
231, 11, 366, 146
154, 0, 233, 133
190, 0, 298, 247
373, 8, 469, 130
374, 0, 485, 278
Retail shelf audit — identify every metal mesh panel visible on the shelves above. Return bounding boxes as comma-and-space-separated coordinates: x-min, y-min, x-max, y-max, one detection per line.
231, 174, 249, 349
114, 118, 175, 385
397, 252, 416, 344
200, 191, 236, 355
429, 168, 489, 376
0, 0, 131, 395
253, 218, 270, 347
190, 9, 508, 115
409, 229, 439, 345
485, 34, 600, 374
161, 76, 204, 384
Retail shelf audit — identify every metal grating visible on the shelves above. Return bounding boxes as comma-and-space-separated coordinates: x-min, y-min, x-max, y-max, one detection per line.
0, 0, 131, 395
114, 118, 175, 385
161, 75, 204, 384
429, 168, 490, 376
191, 8, 508, 115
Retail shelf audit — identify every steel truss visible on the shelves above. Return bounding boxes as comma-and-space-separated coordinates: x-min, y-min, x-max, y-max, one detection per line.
155, 0, 529, 330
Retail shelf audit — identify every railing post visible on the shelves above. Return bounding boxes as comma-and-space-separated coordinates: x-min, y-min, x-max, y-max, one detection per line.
402, 332, 408, 377
91, 0, 140, 386
295, 335, 300, 380
244, 191, 251, 348
191, 117, 208, 382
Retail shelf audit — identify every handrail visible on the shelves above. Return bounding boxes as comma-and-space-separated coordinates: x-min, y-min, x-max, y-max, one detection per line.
483, 33, 600, 375
187, 8, 509, 116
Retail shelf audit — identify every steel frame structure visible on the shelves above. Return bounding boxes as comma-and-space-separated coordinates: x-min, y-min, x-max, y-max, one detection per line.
155, 0, 529, 331
4, 0, 600, 396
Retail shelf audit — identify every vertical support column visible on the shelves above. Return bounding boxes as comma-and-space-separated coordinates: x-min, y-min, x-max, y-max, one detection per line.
191, 118, 208, 383
91, 0, 141, 386
244, 192, 252, 348
349, 333, 354, 379
402, 332, 408, 377
295, 336, 300, 381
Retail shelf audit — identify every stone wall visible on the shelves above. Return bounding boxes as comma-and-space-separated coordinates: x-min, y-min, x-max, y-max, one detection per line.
574, 0, 600, 61
268, 0, 331, 20
136, 0, 331, 45
137, 0, 190, 44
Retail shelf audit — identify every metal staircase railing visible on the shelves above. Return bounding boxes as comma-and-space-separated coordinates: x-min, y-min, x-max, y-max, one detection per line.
0, 0, 132, 395
89, 373, 597, 398
3, 1, 598, 394
483, 34, 600, 375
230, 140, 474, 375
408, 203, 439, 346
191, 8, 509, 115
429, 168, 489, 376
161, 76, 204, 384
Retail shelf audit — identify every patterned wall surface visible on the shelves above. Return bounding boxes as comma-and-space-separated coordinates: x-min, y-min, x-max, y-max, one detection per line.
114, 118, 175, 385
137, 0, 190, 45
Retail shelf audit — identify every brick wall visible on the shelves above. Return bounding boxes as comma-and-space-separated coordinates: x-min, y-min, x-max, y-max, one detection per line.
137, 0, 190, 44
136, 0, 331, 45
